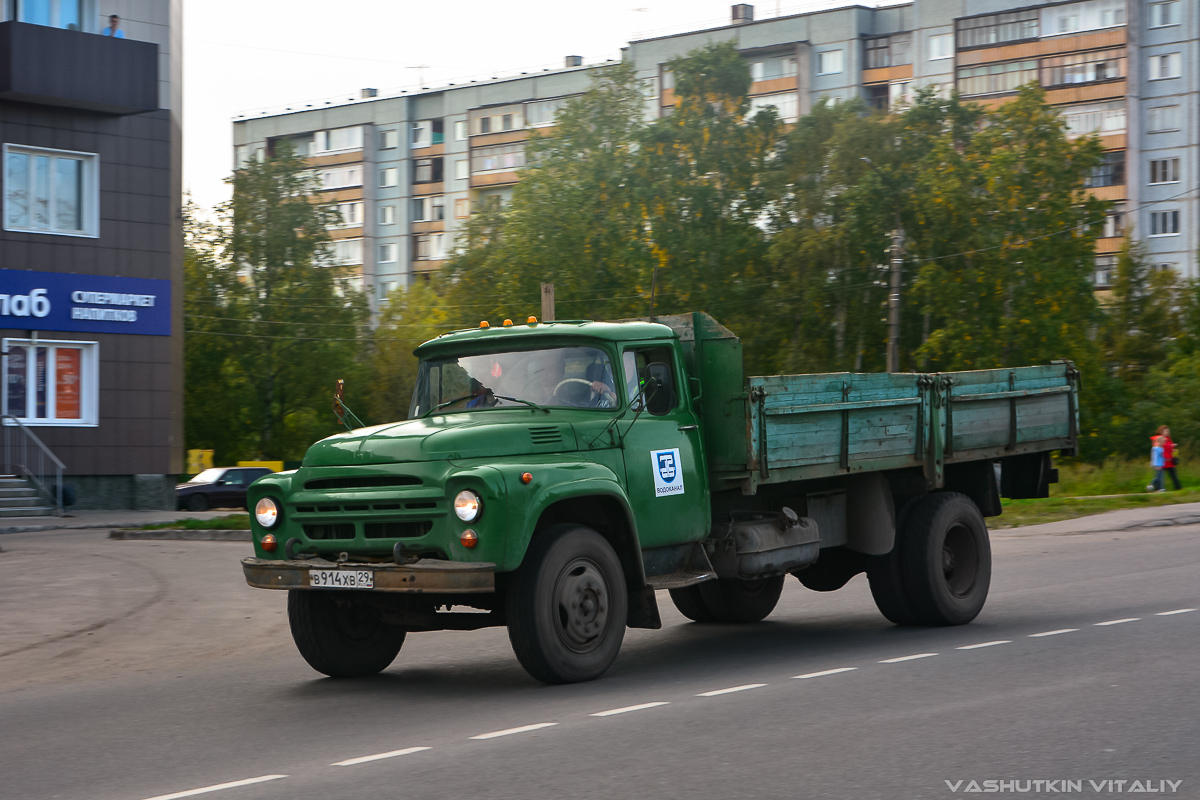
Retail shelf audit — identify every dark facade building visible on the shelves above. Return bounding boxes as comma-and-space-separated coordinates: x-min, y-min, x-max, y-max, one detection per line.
0, 1, 182, 510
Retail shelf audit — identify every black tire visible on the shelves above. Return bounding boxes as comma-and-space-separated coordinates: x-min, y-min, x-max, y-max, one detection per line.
287, 590, 406, 678
697, 575, 785, 623
668, 584, 720, 622
794, 547, 866, 592
900, 492, 991, 626
506, 524, 628, 684
867, 496, 923, 626
187, 494, 209, 512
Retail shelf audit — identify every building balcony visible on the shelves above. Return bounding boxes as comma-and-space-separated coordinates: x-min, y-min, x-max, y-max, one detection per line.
0, 21, 158, 115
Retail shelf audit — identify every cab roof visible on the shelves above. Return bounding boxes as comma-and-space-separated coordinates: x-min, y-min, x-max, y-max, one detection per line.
414, 319, 677, 356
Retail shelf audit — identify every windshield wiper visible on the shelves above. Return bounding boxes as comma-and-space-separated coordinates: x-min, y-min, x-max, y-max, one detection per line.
423, 393, 549, 417
492, 395, 550, 413
422, 394, 475, 417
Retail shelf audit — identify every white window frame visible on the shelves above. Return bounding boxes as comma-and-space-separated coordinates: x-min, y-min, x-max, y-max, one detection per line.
1149, 1, 1178, 28
1148, 53, 1181, 80
928, 33, 954, 61
319, 165, 362, 190
378, 243, 397, 263
748, 92, 799, 123
411, 121, 431, 149
379, 167, 398, 188
324, 238, 363, 266
1149, 158, 1180, 185
332, 201, 363, 228
1, 338, 99, 426
380, 129, 398, 150
3, 144, 99, 238
312, 127, 363, 155
454, 120, 469, 141
455, 159, 469, 181
816, 50, 844, 76
454, 198, 470, 219
1148, 209, 1180, 237
378, 205, 395, 226
1147, 105, 1180, 132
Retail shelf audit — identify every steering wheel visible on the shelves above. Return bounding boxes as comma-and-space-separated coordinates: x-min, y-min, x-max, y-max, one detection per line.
552, 378, 597, 406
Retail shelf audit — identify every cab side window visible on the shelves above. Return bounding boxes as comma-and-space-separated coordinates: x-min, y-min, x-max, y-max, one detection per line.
622, 347, 678, 416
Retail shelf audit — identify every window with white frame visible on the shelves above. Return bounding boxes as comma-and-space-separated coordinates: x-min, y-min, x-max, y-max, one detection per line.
471, 143, 526, 173
1092, 255, 1116, 288
378, 243, 396, 263
378, 205, 395, 225
928, 34, 954, 61
413, 233, 447, 261
455, 159, 469, 180
750, 56, 798, 82
379, 167, 398, 188
525, 99, 570, 128
313, 127, 363, 155
332, 201, 363, 228
381, 281, 399, 299
380, 129, 398, 150
1061, 100, 1126, 136
1147, 105, 1180, 132
454, 198, 470, 218
4, 145, 98, 237
1149, 158, 1180, 184
324, 238, 363, 265
1152, 262, 1178, 275
411, 121, 431, 149
1102, 202, 1124, 237
748, 93, 799, 123
1042, 0, 1124, 36
318, 165, 362, 190
957, 60, 1038, 96
1148, 53, 1181, 80
2, 339, 98, 426
816, 50, 844, 75
1149, 1, 1178, 27
1149, 209, 1180, 236
454, 120, 469, 140
410, 196, 445, 222
889, 81, 913, 106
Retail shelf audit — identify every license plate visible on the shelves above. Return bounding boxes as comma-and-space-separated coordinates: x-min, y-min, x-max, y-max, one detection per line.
308, 569, 374, 589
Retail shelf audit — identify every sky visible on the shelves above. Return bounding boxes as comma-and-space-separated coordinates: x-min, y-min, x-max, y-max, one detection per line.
181, 0, 866, 212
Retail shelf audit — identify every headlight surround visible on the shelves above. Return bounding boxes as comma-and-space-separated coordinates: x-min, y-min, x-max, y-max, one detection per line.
255, 496, 280, 528
453, 490, 483, 522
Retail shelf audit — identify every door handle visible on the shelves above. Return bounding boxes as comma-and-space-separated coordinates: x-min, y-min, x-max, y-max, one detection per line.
678, 424, 698, 431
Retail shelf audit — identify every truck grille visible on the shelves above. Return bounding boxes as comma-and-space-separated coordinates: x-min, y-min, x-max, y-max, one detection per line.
303, 523, 355, 540
364, 520, 433, 539
304, 475, 421, 491
529, 426, 563, 445
293, 501, 434, 513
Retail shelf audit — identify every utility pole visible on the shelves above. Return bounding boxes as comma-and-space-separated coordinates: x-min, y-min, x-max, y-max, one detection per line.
887, 223, 903, 373
540, 282, 555, 322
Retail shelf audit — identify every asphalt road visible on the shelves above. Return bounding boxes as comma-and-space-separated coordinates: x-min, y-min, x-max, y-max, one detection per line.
1, 511, 1197, 800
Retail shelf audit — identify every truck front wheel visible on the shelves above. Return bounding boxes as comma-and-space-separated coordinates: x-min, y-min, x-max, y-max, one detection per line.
900, 492, 991, 626
287, 590, 406, 678
507, 525, 628, 684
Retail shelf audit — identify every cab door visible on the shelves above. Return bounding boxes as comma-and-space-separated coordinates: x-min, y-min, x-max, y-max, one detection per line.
619, 345, 708, 549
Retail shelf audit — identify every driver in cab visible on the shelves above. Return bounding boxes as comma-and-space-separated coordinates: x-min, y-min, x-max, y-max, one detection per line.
585, 362, 618, 409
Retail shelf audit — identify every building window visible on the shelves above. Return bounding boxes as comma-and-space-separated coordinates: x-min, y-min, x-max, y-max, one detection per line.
1148, 53, 1181, 80
410, 195, 445, 222
1149, 158, 1180, 185
13, 0, 89, 31
378, 243, 396, 263
454, 159, 468, 181
333, 201, 363, 227
313, 127, 363, 155
324, 238, 363, 265
3, 145, 98, 237
411, 119, 445, 148
525, 97, 570, 128
471, 143, 526, 173
2, 339, 98, 426
1043, 0, 1124, 36
1085, 151, 1125, 187
748, 92, 799, 123
816, 50, 843, 76
379, 167, 398, 188
956, 9, 1039, 49
379, 205, 395, 226
318, 165, 362, 190
1150, 2, 1179, 27
413, 158, 443, 184
1093, 255, 1116, 288
479, 116, 491, 134
1041, 48, 1125, 87
454, 198, 470, 218
412, 234, 447, 261
1149, 210, 1180, 236
453, 120, 468, 140
750, 55, 799, 81
1060, 101, 1126, 137
928, 34, 954, 61
1102, 203, 1124, 238
380, 129, 398, 150
889, 81, 913, 107
1147, 105, 1180, 133
956, 60, 1038, 96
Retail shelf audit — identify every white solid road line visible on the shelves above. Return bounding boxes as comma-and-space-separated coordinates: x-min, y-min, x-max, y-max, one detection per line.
1095, 618, 1140, 626
792, 668, 858, 680
956, 640, 1012, 650
697, 683, 768, 697
879, 653, 938, 663
140, 775, 288, 800
470, 723, 558, 740
590, 702, 670, 717
331, 747, 431, 766
1029, 628, 1079, 637
1156, 608, 1197, 616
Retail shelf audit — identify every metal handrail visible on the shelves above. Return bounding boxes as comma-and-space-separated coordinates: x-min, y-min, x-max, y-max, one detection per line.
1, 415, 65, 515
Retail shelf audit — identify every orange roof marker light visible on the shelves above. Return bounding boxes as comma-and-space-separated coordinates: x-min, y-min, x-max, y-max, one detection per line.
527, 316, 538, 326
503, 319, 514, 327
479, 320, 490, 328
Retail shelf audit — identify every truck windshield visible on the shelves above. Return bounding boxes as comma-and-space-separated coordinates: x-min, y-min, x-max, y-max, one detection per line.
409, 346, 619, 418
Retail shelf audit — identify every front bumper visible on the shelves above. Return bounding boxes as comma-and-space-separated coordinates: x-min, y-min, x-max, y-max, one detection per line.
242, 557, 495, 593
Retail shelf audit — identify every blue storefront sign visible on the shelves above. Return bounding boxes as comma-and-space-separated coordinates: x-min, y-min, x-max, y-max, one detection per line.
0, 269, 171, 336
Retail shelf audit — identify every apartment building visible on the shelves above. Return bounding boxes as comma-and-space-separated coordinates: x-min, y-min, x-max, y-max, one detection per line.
1, 1, 183, 509
232, 0, 1199, 301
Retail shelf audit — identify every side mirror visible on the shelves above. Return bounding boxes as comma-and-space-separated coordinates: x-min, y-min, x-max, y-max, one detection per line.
644, 362, 675, 415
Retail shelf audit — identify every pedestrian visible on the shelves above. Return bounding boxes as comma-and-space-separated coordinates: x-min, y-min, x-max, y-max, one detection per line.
1157, 425, 1182, 491
102, 14, 125, 38
1147, 434, 1165, 492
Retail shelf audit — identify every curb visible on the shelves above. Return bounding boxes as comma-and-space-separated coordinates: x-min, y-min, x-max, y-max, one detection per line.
108, 529, 252, 542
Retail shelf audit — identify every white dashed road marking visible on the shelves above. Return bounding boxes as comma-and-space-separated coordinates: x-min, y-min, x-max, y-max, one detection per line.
590, 702, 670, 717
140, 775, 288, 800
1029, 628, 1078, 637
697, 684, 767, 697
879, 653, 938, 663
1095, 618, 1140, 626
957, 640, 1011, 650
792, 667, 857, 680
1156, 608, 1197, 616
470, 723, 557, 740
331, 747, 431, 766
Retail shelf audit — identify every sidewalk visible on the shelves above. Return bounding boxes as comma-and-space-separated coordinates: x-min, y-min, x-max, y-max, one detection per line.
0, 508, 241, 535
992, 500, 1200, 537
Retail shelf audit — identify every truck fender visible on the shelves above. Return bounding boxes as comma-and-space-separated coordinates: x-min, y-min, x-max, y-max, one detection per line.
844, 473, 896, 556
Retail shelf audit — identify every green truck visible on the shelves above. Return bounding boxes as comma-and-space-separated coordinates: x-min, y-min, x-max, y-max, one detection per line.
243, 313, 1079, 684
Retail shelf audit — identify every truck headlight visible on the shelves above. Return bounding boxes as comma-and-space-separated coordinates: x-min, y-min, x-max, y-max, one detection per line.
453, 490, 482, 522
255, 497, 280, 528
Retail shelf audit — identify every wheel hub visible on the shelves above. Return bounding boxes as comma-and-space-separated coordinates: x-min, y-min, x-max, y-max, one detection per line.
554, 558, 609, 653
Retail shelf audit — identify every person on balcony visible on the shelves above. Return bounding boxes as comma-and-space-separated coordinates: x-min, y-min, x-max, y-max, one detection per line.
102, 14, 125, 38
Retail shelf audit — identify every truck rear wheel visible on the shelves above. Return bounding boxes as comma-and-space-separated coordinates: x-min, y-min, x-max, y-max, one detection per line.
287, 590, 406, 678
866, 496, 924, 626
506, 524, 627, 684
900, 492, 991, 625
684, 575, 785, 623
